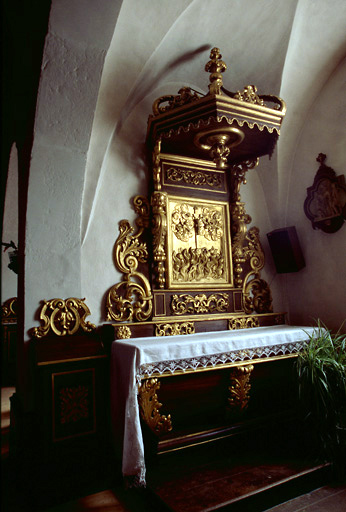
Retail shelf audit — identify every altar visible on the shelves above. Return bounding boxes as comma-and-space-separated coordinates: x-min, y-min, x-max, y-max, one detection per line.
111, 325, 316, 486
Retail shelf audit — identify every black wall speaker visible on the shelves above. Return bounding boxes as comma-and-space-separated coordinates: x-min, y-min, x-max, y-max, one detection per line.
267, 226, 305, 274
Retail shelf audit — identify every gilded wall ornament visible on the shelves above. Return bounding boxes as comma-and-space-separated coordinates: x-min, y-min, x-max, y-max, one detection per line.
171, 293, 229, 315
228, 365, 254, 412
166, 167, 222, 188
304, 153, 346, 233
228, 316, 259, 330
155, 322, 195, 337
106, 196, 153, 322
31, 298, 96, 338
138, 378, 172, 434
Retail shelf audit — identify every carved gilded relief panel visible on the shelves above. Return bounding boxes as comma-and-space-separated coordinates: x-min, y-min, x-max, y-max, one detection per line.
166, 196, 233, 289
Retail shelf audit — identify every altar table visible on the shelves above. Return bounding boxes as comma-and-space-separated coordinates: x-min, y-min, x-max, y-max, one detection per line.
111, 325, 316, 486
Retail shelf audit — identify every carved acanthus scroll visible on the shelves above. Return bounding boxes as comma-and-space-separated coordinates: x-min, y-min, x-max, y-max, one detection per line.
228, 365, 254, 412
106, 196, 153, 322
138, 378, 172, 434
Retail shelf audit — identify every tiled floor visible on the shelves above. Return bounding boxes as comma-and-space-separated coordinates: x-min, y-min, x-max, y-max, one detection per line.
2, 387, 346, 512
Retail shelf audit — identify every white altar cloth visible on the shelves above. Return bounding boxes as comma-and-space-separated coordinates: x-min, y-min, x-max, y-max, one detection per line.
110, 325, 316, 486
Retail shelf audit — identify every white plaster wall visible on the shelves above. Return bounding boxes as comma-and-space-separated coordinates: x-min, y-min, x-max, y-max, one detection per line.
283, 57, 346, 332
2, 144, 18, 302
24, 0, 122, 338
81, 0, 298, 322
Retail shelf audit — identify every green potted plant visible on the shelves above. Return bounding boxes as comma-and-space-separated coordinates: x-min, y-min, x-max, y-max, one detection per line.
296, 320, 346, 474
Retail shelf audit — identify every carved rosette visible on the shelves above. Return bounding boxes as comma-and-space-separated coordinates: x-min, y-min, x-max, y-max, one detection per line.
59, 385, 89, 425
31, 298, 96, 338
228, 365, 254, 412
107, 196, 153, 322
155, 322, 195, 337
228, 316, 259, 330
115, 325, 132, 339
151, 191, 168, 289
171, 293, 229, 316
138, 378, 172, 434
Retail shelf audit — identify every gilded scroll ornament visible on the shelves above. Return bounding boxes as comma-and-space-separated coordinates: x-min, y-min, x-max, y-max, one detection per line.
106, 196, 153, 322
171, 293, 229, 315
1, 297, 17, 323
31, 298, 96, 338
172, 247, 225, 282
205, 47, 227, 95
166, 167, 222, 188
228, 365, 254, 412
228, 316, 259, 330
116, 325, 132, 339
138, 378, 172, 434
155, 322, 195, 337
152, 192, 168, 289
152, 87, 202, 116
243, 277, 273, 315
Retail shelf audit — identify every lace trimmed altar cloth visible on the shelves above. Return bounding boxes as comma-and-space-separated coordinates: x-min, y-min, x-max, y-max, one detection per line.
110, 325, 316, 487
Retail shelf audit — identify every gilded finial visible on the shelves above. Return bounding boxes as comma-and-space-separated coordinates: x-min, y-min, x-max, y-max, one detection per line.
205, 47, 227, 95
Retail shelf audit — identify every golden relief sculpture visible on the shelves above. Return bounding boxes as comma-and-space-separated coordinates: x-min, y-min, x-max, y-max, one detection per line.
106, 196, 153, 322
228, 316, 259, 330
32, 298, 96, 338
228, 365, 254, 412
166, 167, 222, 189
169, 198, 231, 288
138, 378, 172, 434
172, 247, 225, 283
155, 322, 195, 336
171, 293, 229, 315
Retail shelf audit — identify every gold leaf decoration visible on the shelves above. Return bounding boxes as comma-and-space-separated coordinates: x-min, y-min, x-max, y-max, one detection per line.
155, 322, 195, 336
106, 196, 153, 322
171, 293, 229, 315
228, 316, 260, 330
172, 247, 225, 282
31, 298, 96, 338
138, 378, 172, 434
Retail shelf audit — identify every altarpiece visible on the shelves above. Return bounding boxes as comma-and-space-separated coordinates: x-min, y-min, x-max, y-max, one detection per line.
106, 48, 287, 339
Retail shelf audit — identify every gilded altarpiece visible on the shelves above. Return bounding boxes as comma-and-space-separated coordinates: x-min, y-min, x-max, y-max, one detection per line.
107, 48, 287, 338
